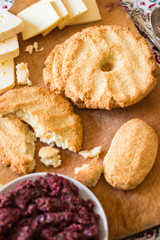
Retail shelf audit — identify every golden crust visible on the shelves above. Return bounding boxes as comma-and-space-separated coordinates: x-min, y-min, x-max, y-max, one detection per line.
0, 117, 36, 175
103, 118, 158, 190
0, 87, 83, 152
74, 158, 103, 187
39, 146, 59, 159
44, 25, 158, 110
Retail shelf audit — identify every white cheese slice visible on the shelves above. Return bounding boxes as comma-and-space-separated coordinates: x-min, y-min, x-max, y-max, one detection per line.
17, 1, 61, 40
42, 0, 69, 36
58, 0, 88, 30
0, 36, 19, 61
0, 8, 24, 41
16, 62, 32, 86
0, 59, 15, 94
69, 0, 102, 25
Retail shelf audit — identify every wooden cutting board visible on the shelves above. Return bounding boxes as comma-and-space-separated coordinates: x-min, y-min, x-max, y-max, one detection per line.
1, 0, 160, 239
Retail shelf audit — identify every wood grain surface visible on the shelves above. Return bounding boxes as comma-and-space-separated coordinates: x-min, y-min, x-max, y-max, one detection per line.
2, 0, 160, 239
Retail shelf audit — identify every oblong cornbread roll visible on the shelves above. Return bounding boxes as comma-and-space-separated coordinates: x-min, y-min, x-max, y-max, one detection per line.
44, 25, 159, 110
103, 118, 158, 190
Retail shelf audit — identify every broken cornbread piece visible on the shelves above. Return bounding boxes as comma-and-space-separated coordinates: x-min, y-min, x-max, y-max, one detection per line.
74, 159, 103, 187
79, 146, 101, 159
39, 146, 62, 168
16, 62, 32, 86
0, 87, 83, 152
0, 117, 36, 174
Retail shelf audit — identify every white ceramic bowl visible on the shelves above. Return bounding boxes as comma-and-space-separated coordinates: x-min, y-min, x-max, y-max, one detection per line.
0, 172, 108, 240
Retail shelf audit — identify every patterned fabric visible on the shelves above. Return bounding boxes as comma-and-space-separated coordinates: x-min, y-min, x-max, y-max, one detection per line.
121, 1, 160, 239
0, 0, 14, 9
121, 0, 160, 66
0, 0, 160, 239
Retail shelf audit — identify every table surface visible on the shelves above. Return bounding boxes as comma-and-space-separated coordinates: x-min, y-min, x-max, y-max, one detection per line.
1, 0, 160, 239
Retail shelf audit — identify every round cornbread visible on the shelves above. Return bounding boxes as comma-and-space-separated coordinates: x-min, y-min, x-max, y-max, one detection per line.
44, 25, 158, 110
103, 118, 158, 190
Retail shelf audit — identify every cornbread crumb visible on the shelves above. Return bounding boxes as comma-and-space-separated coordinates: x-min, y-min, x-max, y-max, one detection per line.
74, 159, 103, 187
79, 146, 101, 159
39, 146, 61, 168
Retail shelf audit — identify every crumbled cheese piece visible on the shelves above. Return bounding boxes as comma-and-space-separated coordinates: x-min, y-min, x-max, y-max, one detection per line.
16, 63, 32, 86
25, 42, 44, 55
79, 146, 102, 159
0, 184, 3, 189
39, 146, 62, 168
33, 42, 44, 52
25, 45, 34, 55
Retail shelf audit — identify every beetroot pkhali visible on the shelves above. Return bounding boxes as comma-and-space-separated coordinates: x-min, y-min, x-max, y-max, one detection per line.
0, 173, 100, 240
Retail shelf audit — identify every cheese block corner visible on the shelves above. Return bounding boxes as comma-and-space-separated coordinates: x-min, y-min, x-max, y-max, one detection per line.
58, 0, 88, 30
42, 0, 69, 36
0, 59, 15, 94
69, 0, 102, 25
0, 35, 19, 61
0, 8, 24, 41
17, 1, 61, 40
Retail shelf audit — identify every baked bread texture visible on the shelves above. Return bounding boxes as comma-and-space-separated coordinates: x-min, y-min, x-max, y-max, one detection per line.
79, 146, 101, 159
39, 146, 61, 168
103, 118, 158, 190
44, 25, 158, 109
0, 117, 36, 174
0, 87, 83, 152
74, 159, 103, 187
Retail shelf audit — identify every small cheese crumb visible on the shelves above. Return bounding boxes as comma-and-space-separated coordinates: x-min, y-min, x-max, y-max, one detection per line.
79, 146, 101, 159
33, 42, 44, 52
16, 63, 32, 86
25, 45, 34, 55
0, 184, 3, 189
25, 42, 44, 55
39, 146, 62, 168
74, 159, 103, 187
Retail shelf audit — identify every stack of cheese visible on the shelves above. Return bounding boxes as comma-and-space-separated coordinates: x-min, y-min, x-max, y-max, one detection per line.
17, 0, 102, 40
0, 8, 24, 94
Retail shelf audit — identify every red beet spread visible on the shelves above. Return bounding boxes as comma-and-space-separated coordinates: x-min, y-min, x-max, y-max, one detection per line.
0, 173, 100, 240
